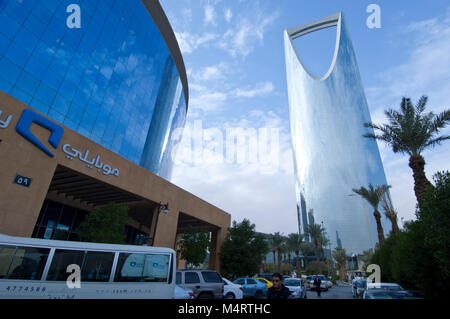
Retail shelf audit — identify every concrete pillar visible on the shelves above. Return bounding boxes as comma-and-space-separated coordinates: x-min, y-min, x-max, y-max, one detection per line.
208, 227, 226, 273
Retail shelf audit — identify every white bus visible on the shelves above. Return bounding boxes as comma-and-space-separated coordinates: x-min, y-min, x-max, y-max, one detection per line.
0, 233, 176, 299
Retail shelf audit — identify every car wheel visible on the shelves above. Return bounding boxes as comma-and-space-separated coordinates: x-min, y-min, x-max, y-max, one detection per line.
255, 290, 264, 299
198, 293, 213, 299
225, 292, 235, 299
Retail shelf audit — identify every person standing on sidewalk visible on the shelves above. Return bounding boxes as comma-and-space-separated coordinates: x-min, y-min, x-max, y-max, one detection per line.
313, 274, 322, 297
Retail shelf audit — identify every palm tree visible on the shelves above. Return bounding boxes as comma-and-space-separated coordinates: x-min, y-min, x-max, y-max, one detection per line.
305, 224, 325, 261
268, 234, 277, 264
352, 184, 390, 245
359, 249, 374, 271
299, 242, 313, 268
381, 193, 400, 234
364, 96, 450, 206
287, 233, 304, 271
319, 235, 330, 262
332, 247, 347, 281
280, 241, 288, 267
270, 232, 284, 271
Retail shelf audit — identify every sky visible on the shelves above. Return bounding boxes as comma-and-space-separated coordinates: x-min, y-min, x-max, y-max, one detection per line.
159, 0, 450, 236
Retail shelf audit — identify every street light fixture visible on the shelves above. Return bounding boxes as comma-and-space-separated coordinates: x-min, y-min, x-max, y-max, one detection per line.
150, 202, 169, 246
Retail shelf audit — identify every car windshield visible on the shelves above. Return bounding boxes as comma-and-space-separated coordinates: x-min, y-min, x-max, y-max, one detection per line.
367, 290, 409, 299
370, 284, 402, 291
312, 275, 325, 280
284, 280, 301, 286
357, 280, 367, 288
257, 279, 266, 283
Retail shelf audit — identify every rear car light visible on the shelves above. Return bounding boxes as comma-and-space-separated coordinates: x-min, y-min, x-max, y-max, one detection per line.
189, 293, 194, 298
239, 287, 243, 290
222, 285, 224, 293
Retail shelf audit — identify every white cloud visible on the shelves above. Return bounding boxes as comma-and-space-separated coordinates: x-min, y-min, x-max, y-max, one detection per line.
224, 8, 232, 23
219, 11, 279, 57
233, 82, 274, 98
171, 110, 298, 234
174, 32, 218, 54
189, 90, 228, 113
204, 4, 216, 26
192, 62, 227, 82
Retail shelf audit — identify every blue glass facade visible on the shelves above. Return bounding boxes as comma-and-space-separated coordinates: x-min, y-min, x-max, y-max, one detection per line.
284, 13, 390, 254
0, 0, 187, 180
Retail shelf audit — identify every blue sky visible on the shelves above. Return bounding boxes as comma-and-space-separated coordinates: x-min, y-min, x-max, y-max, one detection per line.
160, 0, 450, 235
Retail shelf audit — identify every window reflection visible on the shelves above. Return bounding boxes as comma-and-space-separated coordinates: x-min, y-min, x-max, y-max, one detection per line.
0, 0, 187, 179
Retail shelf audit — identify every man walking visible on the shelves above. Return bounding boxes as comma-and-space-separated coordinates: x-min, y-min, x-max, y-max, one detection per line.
313, 274, 322, 297
267, 273, 291, 299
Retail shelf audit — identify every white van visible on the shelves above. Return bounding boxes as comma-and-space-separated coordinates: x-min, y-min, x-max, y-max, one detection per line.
0, 233, 176, 299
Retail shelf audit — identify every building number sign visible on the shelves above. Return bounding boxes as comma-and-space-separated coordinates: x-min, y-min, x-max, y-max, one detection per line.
14, 174, 32, 188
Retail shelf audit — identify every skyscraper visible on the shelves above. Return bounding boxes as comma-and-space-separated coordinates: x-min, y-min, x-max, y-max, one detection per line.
0, 0, 187, 180
284, 12, 390, 254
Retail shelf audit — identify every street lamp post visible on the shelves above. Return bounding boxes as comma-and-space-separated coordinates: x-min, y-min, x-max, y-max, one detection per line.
150, 202, 169, 246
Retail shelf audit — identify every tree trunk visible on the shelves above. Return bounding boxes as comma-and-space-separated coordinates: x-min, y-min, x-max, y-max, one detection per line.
303, 252, 308, 268
314, 240, 320, 262
277, 249, 281, 272
409, 154, 434, 207
388, 214, 400, 234
339, 264, 346, 281
321, 246, 325, 262
295, 250, 301, 271
273, 250, 276, 264
373, 209, 385, 245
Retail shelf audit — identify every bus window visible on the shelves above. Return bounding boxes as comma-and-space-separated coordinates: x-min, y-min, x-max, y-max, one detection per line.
81, 252, 114, 282
47, 250, 84, 281
0, 245, 50, 280
114, 253, 170, 282
46, 250, 114, 282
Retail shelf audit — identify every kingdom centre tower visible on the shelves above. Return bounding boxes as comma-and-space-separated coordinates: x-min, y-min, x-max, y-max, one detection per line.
284, 12, 391, 254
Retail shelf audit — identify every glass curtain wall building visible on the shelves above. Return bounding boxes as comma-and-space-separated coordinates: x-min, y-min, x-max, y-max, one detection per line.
0, 0, 188, 180
284, 12, 390, 254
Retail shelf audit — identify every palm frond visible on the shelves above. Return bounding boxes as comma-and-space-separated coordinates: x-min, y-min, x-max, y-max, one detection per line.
415, 95, 428, 114
364, 96, 450, 156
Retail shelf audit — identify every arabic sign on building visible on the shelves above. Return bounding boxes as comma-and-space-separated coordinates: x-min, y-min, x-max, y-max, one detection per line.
62, 144, 119, 176
0, 108, 120, 177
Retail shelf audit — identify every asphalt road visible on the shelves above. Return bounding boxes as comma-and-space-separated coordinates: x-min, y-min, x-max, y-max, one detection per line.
306, 284, 353, 299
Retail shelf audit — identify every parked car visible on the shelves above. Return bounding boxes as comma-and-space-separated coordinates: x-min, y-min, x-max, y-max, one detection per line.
352, 278, 367, 299
365, 282, 404, 292
405, 290, 425, 299
363, 289, 418, 299
309, 275, 328, 291
233, 277, 267, 299
254, 273, 273, 281
176, 270, 224, 299
254, 277, 273, 289
284, 278, 307, 299
322, 277, 333, 289
222, 278, 243, 299
174, 285, 195, 299
305, 276, 313, 289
